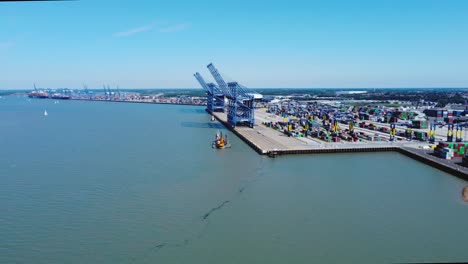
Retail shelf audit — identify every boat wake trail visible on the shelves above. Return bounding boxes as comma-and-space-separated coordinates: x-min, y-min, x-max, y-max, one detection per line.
130, 243, 166, 264
237, 157, 267, 194
202, 200, 230, 220
153, 243, 165, 251
131, 158, 268, 263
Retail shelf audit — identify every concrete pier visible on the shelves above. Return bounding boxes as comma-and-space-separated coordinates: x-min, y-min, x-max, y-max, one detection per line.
211, 111, 468, 181
213, 111, 411, 154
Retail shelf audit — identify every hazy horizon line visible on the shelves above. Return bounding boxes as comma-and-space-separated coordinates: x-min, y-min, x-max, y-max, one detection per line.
1, 87, 468, 91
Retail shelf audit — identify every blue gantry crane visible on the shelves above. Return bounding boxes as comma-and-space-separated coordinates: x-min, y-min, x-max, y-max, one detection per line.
206, 63, 255, 128
194, 72, 225, 113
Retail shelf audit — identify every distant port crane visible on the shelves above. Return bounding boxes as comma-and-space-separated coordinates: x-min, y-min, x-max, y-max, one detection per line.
194, 72, 225, 113
206, 63, 255, 128
103, 85, 108, 100
429, 123, 436, 143
389, 123, 397, 141
456, 124, 463, 142
103, 85, 114, 100
447, 124, 454, 142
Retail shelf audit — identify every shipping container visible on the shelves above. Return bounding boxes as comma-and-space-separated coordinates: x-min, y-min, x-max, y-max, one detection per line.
412, 120, 428, 129
424, 109, 439, 117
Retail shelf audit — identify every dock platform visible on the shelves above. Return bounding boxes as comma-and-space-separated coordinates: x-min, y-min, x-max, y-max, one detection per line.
212, 111, 468, 181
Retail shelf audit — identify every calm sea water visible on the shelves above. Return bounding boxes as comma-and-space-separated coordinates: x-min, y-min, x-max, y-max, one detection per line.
1, 96, 468, 264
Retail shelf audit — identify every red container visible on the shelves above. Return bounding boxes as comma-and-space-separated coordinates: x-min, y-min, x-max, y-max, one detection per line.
332, 137, 341, 142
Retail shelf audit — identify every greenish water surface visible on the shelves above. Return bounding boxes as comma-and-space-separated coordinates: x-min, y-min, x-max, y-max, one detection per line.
1, 96, 467, 264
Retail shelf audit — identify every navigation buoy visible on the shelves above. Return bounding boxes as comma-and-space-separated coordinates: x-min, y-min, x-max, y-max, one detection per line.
463, 186, 468, 202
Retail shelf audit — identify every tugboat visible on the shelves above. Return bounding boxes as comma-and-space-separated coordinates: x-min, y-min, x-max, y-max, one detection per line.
212, 131, 231, 149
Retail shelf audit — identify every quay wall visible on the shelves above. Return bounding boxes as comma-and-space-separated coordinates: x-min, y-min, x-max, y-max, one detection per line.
397, 148, 468, 181
211, 111, 468, 181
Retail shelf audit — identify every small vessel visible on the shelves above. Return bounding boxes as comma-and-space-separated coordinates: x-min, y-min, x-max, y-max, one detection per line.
212, 131, 231, 149
44, 110, 48, 116
211, 115, 215, 121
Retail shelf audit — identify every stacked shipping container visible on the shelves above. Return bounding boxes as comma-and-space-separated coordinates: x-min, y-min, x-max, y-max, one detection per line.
434, 142, 468, 159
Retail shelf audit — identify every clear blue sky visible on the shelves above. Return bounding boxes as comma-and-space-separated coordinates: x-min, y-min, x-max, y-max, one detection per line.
1, 0, 467, 89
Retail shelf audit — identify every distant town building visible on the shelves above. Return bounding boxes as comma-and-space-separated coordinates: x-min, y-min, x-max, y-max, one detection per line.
445, 103, 466, 111
336, 91, 367, 95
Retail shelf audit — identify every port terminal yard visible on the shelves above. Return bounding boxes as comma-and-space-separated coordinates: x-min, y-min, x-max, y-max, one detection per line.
212, 109, 468, 181
191, 63, 468, 181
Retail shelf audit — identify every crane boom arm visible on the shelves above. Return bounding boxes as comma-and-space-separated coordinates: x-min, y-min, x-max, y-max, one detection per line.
194, 72, 212, 94
207, 63, 231, 97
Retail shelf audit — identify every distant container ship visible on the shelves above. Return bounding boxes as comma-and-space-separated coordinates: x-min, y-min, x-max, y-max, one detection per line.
28, 90, 50, 99
28, 91, 70, 99
50, 93, 71, 100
